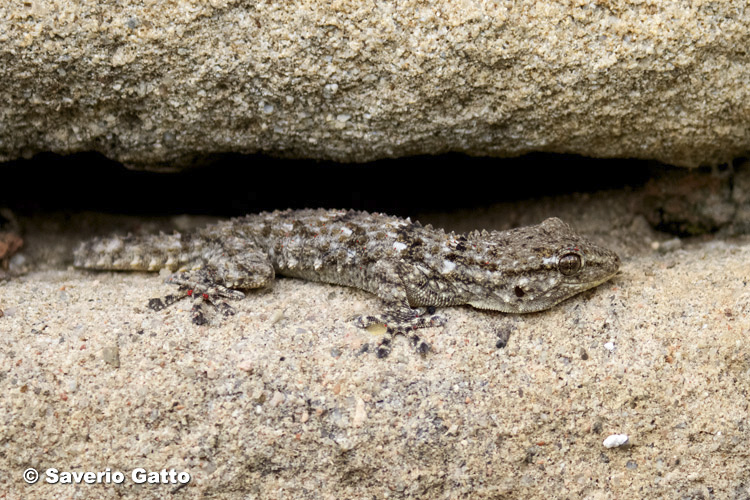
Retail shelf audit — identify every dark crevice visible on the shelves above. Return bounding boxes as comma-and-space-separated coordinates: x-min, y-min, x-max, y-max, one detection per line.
2, 151, 659, 218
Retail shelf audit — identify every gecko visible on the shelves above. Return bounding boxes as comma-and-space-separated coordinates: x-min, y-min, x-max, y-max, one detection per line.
73, 209, 620, 357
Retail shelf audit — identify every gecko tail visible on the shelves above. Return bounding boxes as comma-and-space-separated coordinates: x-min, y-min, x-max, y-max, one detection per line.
73, 233, 192, 272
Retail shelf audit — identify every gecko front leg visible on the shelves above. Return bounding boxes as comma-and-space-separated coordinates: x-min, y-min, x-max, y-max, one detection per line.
354, 305, 446, 357
350, 260, 447, 357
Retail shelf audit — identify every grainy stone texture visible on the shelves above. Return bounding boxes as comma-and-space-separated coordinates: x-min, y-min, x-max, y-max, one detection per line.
1, 1, 749, 167
2, 200, 750, 498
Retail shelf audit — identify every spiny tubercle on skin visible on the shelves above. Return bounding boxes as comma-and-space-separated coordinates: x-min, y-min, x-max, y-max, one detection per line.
74, 208, 620, 318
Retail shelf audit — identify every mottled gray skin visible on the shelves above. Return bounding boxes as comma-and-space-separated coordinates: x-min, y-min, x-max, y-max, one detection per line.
74, 209, 620, 355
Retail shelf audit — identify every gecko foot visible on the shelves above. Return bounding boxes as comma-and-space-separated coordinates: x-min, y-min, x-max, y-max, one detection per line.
147, 272, 243, 324
354, 309, 445, 357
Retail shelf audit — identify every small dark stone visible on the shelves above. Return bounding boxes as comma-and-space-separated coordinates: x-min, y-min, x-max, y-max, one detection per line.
416, 341, 430, 356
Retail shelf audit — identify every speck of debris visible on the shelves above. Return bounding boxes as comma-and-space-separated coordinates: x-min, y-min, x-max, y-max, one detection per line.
102, 346, 120, 368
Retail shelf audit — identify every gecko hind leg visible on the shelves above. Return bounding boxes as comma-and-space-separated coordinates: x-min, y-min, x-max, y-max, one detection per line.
147, 268, 246, 325
146, 253, 273, 325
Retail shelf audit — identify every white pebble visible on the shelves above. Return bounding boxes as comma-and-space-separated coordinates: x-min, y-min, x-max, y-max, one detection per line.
603, 434, 629, 448
604, 342, 615, 352
269, 391, 285, 407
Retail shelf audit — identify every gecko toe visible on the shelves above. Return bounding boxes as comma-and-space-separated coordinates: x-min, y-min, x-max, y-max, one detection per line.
408, 334, 431, 356
376, 337, 392, 358
148, 298, 166, 311
428, 315, 446, 327
352, 314, 382, 329
192, 312, 208, 326
357, 344, 370, 356
219, 302, 236, 316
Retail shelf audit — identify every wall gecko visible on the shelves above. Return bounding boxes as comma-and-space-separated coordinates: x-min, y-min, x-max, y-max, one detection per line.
74, 209, 620, 357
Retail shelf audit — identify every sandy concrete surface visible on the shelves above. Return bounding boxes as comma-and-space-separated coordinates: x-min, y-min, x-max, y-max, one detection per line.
1, 0, 750, 167
1, 202, 749, 498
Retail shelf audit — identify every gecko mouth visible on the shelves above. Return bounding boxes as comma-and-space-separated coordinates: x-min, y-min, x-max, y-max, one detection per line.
471, 270, 619, 314
572, 269, 619, 286
560, 271, 619, 296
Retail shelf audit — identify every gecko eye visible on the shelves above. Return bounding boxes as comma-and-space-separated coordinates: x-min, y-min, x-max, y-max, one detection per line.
558, 252, 583, 276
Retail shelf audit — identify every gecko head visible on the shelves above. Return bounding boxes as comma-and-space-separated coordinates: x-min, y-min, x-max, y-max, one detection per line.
460, 218, 620, 313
